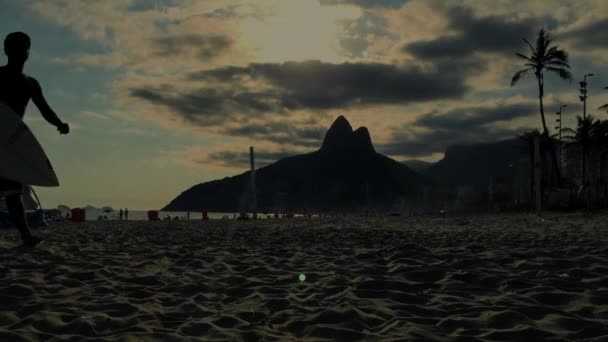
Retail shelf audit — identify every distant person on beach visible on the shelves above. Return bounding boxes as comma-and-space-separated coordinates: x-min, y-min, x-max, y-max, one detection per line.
124, 208, 128, 220
0, 32, 69, 247
119, 208, 123, 220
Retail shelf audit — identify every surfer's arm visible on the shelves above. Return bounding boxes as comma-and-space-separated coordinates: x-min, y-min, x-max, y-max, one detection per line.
30, 78, 64, 127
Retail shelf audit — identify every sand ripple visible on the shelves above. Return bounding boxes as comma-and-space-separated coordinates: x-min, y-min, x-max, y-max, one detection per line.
0, 213, 607, 340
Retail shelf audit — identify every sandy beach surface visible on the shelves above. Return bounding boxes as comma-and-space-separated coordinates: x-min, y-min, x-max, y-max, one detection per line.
1, 213, 607, 341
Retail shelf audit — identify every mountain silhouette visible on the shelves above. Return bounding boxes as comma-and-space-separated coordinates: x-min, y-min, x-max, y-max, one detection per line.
423, 138, 527, 189
163, 116, 426, 212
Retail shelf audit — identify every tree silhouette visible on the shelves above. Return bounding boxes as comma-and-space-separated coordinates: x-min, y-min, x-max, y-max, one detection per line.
511, 28, 572, 134
511, 28, 571, 188
563, 115, 597, 186
592, 120, 608, 185
599, 86, 608, 113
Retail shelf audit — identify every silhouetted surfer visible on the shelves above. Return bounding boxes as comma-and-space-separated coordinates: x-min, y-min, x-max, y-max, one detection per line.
0, 32, 69, 247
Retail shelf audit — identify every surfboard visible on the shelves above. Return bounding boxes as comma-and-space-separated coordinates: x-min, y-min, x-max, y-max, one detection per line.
0, 102, 59, 187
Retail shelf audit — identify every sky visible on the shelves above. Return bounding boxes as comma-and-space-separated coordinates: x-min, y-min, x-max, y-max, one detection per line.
1, 0, 607, 210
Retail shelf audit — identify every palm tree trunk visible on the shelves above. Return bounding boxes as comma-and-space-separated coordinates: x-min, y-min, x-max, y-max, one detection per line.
537, 74, 561, 187
538, 75, 548, 135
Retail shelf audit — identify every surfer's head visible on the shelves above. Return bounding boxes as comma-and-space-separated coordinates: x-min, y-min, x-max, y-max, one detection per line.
4, 32, 30, 63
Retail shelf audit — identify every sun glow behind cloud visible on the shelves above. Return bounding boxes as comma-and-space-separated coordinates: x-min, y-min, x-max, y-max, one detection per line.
240, 0, 362, 63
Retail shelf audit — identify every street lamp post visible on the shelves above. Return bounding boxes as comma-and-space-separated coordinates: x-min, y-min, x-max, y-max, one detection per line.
580, 73, 594, 120
555, 104, 567, 170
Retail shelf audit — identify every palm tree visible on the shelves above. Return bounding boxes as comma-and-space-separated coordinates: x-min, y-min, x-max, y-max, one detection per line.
599, 87, 608, 113
563, 115, 598, 186
511, 28, 572, 188
511, 28, 573, 134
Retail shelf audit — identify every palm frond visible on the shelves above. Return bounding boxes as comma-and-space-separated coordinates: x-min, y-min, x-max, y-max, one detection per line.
543, 36, 553, 53
545, 60, 570, 68
545, 49, 568, 63
600, 104, 608, 112
515, 52, 531, 61
522, 38, 535, 53
511, 68, 532, 86
546, 46, 558, 55
536, 29, 549, 56
546, 67, 573, 81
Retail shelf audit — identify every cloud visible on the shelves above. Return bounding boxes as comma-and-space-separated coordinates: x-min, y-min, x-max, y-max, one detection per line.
415, 102, 538, 130
113, 126, 152, 137
222, 121, 327, 149
126, 58, 483, 154
319, 0, 409, 9
126, 0, 187, 12
337, 11, 399, 57
180, 59, 474, 112
559, 18, 608, 50
403, 6, 540, 60
22, 0, 248, 71
158, 144, 307, 172
150, 34, 232, 60
129, 87, 283, 125
80, 110, 110, 120
199, 5, 243, 19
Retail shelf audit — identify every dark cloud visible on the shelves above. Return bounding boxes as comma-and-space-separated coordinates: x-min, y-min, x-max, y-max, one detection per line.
131, 59, 483, 156
186, 60, 475, 111
206, 150, 299, 169
319, 0, 408, 9
378, 103, 537, 158
130, 87, 281, 125
150, 34, 231, 60
415, 103, 537, 130
223, 122, 326, 149
403, 6, 540, 59
126, 0, 185, 12
559, 18, 608, 50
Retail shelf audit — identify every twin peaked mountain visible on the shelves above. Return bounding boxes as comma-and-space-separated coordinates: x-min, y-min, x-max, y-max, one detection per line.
163, 116, 426, 212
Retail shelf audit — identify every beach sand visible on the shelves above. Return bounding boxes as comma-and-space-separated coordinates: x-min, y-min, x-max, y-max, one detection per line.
1, 213, 607, 341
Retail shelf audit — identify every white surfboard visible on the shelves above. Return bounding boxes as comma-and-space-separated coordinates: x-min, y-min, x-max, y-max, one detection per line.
0, 102, 59, 187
